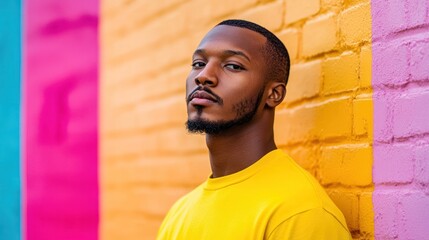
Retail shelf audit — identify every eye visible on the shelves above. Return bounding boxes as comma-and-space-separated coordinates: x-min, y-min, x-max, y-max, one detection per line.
191, 61, 206, 69
225, 63, 245, 71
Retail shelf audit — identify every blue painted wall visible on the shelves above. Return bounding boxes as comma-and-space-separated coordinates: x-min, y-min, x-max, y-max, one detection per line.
0, 0, 22, 239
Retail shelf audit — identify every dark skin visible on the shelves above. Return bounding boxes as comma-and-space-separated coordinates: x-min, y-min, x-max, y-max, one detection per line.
186, 25, 286, 178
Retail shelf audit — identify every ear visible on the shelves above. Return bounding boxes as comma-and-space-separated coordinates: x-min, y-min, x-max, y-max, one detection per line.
265, 82, 286, 108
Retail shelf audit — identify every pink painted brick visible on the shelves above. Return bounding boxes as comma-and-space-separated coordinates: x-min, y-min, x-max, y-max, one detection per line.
407, 0, 429, 28
373, 92, 393, 142
393, 90, 429, 137
410, 39, 429, 81
399, 192, 429, 240
373, 191, 400, 239
371, 0, 407, 39
372, 41, 409, 87
373, 144, 414, 184
415, 145, 429, 185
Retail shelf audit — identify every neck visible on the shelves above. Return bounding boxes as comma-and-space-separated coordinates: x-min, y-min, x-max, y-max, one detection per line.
205, 113, 277, 178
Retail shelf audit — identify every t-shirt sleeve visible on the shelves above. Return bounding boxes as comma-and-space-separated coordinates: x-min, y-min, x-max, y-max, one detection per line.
267, 208, 352, 240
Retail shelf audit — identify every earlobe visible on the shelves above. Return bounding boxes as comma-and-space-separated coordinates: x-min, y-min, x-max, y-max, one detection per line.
266, 82, 286, 108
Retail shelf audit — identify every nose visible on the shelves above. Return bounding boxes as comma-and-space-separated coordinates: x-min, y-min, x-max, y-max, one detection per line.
194, 63, 218, 87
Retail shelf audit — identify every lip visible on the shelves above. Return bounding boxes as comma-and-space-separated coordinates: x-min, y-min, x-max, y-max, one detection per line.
189, 90, 217, 106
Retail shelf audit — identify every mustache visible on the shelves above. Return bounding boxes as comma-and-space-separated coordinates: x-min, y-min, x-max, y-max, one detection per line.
186, 86, 223, 105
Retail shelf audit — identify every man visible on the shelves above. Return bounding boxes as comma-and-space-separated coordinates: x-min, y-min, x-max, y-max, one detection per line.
157, 19, 351, 239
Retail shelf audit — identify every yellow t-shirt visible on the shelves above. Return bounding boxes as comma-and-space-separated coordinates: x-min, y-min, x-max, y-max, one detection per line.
157, 149, 351, 240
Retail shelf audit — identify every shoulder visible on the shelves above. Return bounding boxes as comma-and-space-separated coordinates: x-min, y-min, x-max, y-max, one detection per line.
257, 150, 349, 235
267, 208, 352, 240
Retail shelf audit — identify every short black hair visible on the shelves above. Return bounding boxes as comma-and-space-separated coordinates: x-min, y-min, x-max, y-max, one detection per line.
217, 19, 290, 85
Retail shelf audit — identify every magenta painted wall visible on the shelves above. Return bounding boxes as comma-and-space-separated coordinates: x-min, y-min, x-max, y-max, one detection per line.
24, 0, 99, 239
371, 1, 429, 239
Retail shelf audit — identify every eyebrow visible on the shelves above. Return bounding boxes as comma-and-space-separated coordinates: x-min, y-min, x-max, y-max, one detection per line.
193, 49, 251, 62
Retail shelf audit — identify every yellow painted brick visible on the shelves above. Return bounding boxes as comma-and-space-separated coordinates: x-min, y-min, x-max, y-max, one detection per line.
237, 0, 283, 31
285, 0, 320, 23
284, 60, 321, 103
328, 190, 359, 232
360, 45, 372, 88
275, 98, 352, 143
319, 145, 372, 186
317, 98, 352, 139
359, 192, 375, 236
353, 97, 373, 137
278, 28, 300, 62
344, 0, 370, 7
340, 2, 372, 46
303, 14, 338, 57
322, 51, 359, 94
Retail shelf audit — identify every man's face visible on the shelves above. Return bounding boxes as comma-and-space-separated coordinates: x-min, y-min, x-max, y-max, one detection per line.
185, 25, 268, 134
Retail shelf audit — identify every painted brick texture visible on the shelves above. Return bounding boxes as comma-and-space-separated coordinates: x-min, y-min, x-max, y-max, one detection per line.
101, 1, 374, 239
371, 0, 429, 239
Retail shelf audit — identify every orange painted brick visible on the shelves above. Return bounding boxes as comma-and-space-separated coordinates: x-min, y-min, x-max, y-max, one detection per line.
237, 0, 283, 31
321, 0, 343, 9
101, 216, 161, 240
319, 144, 372, 186
136, 65, 188, 101
284, 60, 321, 103
340, 2, 371, 46
353, 97, 373, 137
274, 110, 292, 146
274, 106, 316, 144
135, 186, 193, 217
327, 190, 359, 232
360, 45, 372, 88
359, 192, 375, 235
285, 0, 320, 23
185, 0, 259, 30
103, 134, 148, 157
136, 95, 186, 130
302, 14, 338, 57
141, 127, 206, 154
108, 109, 137, 133
278, 28, 300, 62
322, 51, 359, 94
104, 154, 209, 187
286, 146, 317, 172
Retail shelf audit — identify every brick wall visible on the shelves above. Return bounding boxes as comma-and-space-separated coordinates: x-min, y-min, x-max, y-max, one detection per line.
101, 0, 374, 239
371, 1, 429, 239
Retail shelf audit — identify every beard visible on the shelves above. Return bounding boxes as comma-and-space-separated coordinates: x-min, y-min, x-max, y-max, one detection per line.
186, 87, 265, 135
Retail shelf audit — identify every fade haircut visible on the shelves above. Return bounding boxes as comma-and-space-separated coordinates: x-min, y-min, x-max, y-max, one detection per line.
217, 19, 290, 85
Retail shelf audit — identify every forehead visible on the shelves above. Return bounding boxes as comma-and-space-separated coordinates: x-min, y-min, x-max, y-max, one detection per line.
196, 25, 267, 59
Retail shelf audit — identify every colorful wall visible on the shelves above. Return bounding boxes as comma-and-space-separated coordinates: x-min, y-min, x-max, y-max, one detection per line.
1, 0, 428, 240
372, 1, 429, 239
